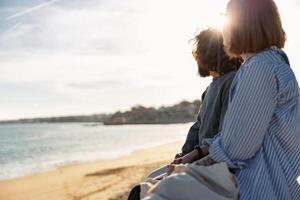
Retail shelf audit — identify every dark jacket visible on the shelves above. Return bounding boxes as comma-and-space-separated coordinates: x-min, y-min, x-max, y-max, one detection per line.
181, 71, 236, 155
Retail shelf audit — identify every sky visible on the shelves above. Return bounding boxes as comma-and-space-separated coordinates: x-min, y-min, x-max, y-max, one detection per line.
0, 0, 299, 120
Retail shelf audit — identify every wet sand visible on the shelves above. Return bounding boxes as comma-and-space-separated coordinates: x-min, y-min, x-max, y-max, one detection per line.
0, 142, 181, 200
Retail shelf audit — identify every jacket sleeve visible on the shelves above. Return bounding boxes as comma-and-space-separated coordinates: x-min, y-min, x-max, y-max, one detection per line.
181, 89, 208, 155
209, 62, 277, 169
181, 121, 200, 155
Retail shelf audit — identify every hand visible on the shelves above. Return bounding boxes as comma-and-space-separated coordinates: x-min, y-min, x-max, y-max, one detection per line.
170, 150, 197, 166
171, 149, 202, 166
167, 163, 176, 175
167, 156, 182, 176
180, 149, 199, 164
171, 157, 182, 165
201, 145, 210, 156
168, 147, 210, 175
194, 155, 216, 166
174, 153, 183, 159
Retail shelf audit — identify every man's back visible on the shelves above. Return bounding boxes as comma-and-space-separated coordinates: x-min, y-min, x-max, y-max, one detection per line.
181, 71, 236, 155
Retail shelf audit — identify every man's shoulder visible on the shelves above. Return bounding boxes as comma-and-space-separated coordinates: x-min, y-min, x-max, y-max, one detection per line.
222, 71, 236, 81
213, 71, 236, 88
206, 72, 236, 100
204, 72, 235, 99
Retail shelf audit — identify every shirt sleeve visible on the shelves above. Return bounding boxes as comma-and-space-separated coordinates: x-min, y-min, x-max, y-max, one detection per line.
218, 78, 232, 132
209, 61, 277, 169
202, 132, 221, 145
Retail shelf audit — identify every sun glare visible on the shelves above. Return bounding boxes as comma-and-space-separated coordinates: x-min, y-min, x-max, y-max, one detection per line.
209, 13, 226, 31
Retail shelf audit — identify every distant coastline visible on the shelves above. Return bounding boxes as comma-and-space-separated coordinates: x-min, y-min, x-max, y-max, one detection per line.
0, 100, 201, 125
0, 114, 109, 124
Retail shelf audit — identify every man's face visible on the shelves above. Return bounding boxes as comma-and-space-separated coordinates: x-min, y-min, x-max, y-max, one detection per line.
192, 51, 210, 77
197, 60, 210, 77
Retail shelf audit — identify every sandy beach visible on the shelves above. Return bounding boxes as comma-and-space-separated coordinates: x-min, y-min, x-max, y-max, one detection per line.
0, 142, 181, 200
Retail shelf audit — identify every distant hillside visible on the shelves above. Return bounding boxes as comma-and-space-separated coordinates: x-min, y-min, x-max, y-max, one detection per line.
103, 100, 201, 125
0, 114, 109, 124
0, 100, 201, 125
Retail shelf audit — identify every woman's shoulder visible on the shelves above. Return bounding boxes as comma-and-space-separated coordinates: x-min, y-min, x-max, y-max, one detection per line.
241, 48, 295, 81
240, 48, 299, 100
245, 47, 289, 68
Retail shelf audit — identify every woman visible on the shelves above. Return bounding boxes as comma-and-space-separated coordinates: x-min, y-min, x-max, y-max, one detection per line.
145, 0, 300, 199
204, 0, 300, 199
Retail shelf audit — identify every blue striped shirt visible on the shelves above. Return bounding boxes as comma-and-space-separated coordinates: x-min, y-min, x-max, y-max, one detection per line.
205, 47, 300, 200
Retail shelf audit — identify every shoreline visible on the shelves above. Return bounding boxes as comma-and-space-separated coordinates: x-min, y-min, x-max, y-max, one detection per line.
0, 141, 182, 200
0, 139, 185, 182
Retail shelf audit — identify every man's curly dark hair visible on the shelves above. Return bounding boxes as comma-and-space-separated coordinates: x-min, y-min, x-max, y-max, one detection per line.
192, 28, 242, 77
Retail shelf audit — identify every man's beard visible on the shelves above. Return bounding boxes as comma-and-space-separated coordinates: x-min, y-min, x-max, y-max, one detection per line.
198, 63, 210, 77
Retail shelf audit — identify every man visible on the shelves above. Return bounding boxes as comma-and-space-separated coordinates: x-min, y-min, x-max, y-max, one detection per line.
173, 28, 242, 164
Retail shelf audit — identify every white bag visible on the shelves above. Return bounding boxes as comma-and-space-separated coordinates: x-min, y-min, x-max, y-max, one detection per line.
142, 162, 239, 200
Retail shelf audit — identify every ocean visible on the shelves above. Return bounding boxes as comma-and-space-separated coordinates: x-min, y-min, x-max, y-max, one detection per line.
0, 123, 192, 180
